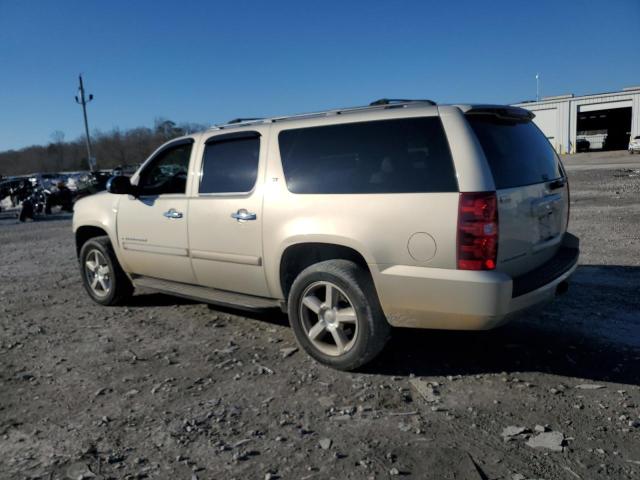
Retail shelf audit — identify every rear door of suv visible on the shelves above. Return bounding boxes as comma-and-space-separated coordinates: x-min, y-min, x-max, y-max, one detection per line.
465, 108, 569, 278
187, 127, 270, 297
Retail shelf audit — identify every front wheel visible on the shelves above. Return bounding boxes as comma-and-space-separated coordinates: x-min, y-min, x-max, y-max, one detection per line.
79, 236, 133, 306
18, 208, 28, 222
287, 260, 391, 371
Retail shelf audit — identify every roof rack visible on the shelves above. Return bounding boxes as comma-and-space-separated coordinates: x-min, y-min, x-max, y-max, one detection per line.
210, 99, 437, 131
214, 117, 266, 130
226, 118, 264, 124
369, 98, 436, 106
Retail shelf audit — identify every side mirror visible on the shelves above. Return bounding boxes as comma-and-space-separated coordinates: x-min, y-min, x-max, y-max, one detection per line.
106, 175, 136, 196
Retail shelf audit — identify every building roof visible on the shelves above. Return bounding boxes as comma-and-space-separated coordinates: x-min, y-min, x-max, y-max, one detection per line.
513, 86, 640, 106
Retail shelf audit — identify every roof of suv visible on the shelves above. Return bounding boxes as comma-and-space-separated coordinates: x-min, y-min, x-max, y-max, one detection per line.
207, 100, 534, 133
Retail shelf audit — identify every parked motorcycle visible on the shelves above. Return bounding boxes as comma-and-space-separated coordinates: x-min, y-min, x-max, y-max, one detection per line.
19, 187, 49, 222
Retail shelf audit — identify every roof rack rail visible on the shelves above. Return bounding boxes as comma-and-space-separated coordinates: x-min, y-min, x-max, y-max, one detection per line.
226, 117, 264, 124
369, 98, 436, 106
208, 99, 440, 131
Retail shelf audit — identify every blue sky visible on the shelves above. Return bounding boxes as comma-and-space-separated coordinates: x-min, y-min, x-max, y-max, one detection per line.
0, 0, 638, 151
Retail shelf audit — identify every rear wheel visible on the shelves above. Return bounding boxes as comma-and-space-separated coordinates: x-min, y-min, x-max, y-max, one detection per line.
79, 236, 133, 305
19, 201, 33, 222
288, 260, 391, 371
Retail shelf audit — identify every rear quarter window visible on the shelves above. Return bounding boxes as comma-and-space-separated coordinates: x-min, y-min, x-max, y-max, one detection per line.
278, 117, 457, 194
467, 115, 562, 189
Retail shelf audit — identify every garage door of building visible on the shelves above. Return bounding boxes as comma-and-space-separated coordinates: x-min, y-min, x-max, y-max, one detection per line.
577, 100, 633, 151
579, 100, 632, 113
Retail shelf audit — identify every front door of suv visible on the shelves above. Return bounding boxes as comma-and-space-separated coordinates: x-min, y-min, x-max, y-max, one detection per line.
187, 129, 270, 297
117, 139, 196, 284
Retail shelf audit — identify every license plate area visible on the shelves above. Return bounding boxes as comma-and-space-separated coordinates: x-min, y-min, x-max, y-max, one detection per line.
531, 194, 562, 243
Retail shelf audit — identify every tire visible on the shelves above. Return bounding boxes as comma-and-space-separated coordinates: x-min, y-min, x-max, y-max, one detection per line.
19, 201, 33, 222
287, 260, 391, 371
79, 236, 133, 306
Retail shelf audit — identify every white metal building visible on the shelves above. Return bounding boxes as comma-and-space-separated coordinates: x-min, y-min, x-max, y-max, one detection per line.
512, 86, 640, 154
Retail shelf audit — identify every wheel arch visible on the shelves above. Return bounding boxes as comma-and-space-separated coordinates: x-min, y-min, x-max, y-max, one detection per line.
75, 225, 111, 257
279, 242, 373, 300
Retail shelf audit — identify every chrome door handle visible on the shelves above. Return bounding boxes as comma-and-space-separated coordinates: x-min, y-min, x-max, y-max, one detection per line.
231, 209, 257, 222
163, 208, 183, 219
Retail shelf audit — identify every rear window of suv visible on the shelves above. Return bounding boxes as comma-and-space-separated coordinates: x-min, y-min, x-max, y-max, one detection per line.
467, 115, 562, 189
278, 117, 457, 194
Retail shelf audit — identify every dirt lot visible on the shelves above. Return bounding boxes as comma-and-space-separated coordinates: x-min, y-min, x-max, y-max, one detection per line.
1, 160, 639, 479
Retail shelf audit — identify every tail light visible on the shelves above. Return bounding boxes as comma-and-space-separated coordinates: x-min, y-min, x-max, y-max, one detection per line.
457, 192, 498, 270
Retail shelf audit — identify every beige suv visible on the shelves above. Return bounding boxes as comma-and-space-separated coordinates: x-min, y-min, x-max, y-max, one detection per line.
73, 99, 579, 370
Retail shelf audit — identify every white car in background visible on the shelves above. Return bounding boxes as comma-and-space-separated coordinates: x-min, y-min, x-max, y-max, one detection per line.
629, 135, 640, 154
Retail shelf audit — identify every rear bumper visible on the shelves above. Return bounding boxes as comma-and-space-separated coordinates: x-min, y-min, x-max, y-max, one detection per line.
375, 233, 579, 330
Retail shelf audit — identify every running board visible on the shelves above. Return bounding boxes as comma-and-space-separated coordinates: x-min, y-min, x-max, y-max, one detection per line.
132, 276, 281, 312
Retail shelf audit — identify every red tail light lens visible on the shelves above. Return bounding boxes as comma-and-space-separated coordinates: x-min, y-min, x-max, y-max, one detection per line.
457, 192, 498, 270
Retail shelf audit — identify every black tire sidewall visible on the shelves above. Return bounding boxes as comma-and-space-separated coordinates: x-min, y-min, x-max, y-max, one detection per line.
288, 261, 388, 370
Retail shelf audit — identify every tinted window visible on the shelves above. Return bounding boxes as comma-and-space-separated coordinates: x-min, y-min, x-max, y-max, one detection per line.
278, 117, 457, 194
138, 142, 192, 195
200, 136, 260, 194
467, 115, 562, 189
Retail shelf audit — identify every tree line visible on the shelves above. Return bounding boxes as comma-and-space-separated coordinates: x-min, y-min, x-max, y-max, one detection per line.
0, 119, 208, 177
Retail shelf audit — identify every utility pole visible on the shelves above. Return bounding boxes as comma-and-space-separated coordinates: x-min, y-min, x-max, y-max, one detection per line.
536, 73, 541, 102
75, 74, 96, 170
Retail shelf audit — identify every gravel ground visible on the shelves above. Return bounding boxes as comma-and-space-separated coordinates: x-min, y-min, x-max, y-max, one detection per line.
1, 163, 639, 480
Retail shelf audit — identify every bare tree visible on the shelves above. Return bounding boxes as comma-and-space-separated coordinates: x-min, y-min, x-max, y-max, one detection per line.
0, 119, 209, 176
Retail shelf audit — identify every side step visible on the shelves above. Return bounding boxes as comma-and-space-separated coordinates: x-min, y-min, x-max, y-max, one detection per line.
132, 276, 282, 312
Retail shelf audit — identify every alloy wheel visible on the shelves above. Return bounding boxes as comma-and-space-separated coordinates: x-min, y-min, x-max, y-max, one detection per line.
84, 249, 111, 298
299, 281, 358, 356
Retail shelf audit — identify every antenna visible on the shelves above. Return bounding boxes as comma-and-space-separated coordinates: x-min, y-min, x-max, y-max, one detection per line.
536, 73, 541, 102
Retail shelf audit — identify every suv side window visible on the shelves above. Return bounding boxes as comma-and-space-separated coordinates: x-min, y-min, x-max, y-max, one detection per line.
278, 117, 457, 194
138, 142, 192, 196
199, 134, 260, 194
